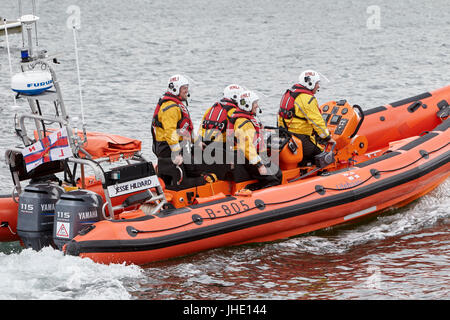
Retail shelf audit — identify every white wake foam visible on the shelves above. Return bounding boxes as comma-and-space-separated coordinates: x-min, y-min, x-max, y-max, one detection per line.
0, 247, 144, 300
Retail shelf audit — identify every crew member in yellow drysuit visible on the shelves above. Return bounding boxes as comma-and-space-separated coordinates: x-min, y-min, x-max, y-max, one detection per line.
278, 70, 336, 165
228, 90, 282, 190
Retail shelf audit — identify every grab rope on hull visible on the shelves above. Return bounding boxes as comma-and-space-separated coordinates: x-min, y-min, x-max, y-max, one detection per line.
0, 222, 17, 235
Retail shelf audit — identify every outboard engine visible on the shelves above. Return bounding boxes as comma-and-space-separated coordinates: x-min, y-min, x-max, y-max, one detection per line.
53, 189, 104, 250
17, 183, 65, 251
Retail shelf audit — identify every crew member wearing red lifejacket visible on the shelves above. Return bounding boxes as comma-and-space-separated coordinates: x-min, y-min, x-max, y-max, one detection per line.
277, 70, 336, 165
198, 84, 244, 180
228, 90, 282, 191
152, 74, 211, 189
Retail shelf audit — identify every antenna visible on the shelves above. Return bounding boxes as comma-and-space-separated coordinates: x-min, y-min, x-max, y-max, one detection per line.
67, 6, 87, 144
72, 27, 85, 130
18, 0, 25, 47
32, 0, 39, 47
18, 14, 39, 59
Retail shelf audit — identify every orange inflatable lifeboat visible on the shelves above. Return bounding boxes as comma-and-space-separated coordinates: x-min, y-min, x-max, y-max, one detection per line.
1, 85, 449, 266
63, 85, 449, 265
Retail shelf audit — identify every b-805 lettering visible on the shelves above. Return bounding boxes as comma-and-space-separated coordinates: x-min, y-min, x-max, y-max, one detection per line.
204, 200, 250, 219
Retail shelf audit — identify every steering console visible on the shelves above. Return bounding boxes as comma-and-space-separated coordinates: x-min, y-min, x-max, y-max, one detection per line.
320, 100, 368, 163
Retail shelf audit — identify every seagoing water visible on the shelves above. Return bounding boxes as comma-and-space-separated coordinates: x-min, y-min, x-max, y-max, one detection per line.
0, 0, 448, 300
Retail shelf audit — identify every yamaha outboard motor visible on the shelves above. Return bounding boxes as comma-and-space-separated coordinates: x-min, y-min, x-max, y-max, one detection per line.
17, 183, 65, 251
53, 189, 104, 250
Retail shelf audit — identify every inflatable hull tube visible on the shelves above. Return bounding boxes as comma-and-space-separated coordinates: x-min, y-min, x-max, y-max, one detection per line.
65, 121, 449, 265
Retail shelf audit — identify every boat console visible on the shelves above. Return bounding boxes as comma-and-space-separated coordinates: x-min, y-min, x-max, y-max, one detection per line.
320, 100, 364, 148
277, 99, 369, 172
319, 100, 368, 164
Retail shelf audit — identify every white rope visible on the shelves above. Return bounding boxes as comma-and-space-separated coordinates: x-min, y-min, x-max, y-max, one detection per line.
72, 26, 85, 130
0, 222, 17, 235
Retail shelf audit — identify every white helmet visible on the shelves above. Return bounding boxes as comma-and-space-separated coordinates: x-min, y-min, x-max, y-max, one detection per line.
299, 70, 320, 90
167, 74, 189, 96
223, 84, 244, 104
238, 90, 259, 113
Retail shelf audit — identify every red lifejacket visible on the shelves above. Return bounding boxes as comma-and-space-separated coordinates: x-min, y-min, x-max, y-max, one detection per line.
278, 84, 314, 120
202, 98, 237, 133
152, 92, 194, 137
228, 111, 264, 152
